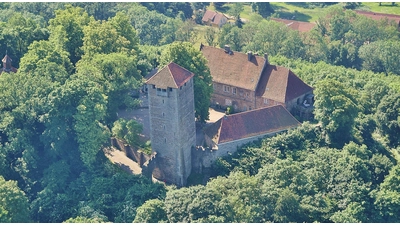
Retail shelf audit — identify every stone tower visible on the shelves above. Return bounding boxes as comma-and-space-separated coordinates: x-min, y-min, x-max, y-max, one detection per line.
145, 62, 196, 187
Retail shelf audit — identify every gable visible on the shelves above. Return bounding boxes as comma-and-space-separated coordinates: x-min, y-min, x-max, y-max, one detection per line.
256, 65, 313, 103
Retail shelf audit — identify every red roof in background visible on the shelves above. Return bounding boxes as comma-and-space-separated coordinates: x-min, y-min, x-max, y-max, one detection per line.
202, 10, 227, 26
201, 46, 265, 91
145, 62, 194, 89
256, 65, 313, 103
355, 10, 400, 25
271, 18, 316, 32
205, 105, 300, 144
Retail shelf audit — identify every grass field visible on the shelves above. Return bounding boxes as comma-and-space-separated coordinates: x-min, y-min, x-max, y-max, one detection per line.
360, 2, 400, 15
206, 2, 400, 24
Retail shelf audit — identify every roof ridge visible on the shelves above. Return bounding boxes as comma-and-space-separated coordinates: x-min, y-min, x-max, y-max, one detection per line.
166, 62, 179, 89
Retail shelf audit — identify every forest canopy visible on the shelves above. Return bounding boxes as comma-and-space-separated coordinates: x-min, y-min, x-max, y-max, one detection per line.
0, 2, 399, 223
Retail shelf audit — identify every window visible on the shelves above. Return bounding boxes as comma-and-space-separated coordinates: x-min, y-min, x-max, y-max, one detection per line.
152, 85, 156, 89
164, 138, 166, 143
232, 87, 237, 95
162, 89, 166, 92
162, 99, 164, 104
180, 86, 182, 90
184, 82, 187, 86
162, 112, 165, 117
157, 88, 161, 91
246, 92, 249, 97
264, 98, 268, 104
169, 87, 173, 92
224, 85, 231, 93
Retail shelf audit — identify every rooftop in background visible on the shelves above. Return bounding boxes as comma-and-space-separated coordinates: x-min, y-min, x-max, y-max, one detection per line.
354, 10, 400, 25
202, 9, 228, 27
204, 105, 300, 144
145, 62, 194, 89
270, 18, 317, 32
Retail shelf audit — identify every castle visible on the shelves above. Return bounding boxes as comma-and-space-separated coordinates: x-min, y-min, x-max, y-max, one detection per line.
111, 46, 314, 187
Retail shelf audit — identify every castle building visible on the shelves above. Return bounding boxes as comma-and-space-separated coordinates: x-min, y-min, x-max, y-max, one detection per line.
200, 45, 314, 117
145, 62, 196, 187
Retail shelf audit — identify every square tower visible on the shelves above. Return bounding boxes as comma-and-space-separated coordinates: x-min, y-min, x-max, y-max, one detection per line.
146, 62, 196, 187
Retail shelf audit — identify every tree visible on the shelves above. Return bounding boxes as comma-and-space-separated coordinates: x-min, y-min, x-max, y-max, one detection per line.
158, 42, 213, 123
76, 52, 142, 123
81, 13, 138, 58
374, 165, 400, 222
255, 2, 274, 18
314, 79, 360, 147
19, 40, 74, 77
228, 3, 244, 28
112, 119, 143, 147
133, 199, 167, 223
375, 90, 400, 146
0, 12, 49, 68
0, 176, 30, 222
48, 5, 91, 65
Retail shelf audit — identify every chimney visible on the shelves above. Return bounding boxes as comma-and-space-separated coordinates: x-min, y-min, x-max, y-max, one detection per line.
224, 45, 231, 54
247, 51, 252, 61
264, 53, 269, 65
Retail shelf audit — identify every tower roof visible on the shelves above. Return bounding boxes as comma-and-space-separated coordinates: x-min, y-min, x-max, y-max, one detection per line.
2, 54, 12, 64
145, 62, 194, 89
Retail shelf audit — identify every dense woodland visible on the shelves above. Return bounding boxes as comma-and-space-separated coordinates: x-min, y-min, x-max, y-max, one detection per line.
0, 2, 399, 223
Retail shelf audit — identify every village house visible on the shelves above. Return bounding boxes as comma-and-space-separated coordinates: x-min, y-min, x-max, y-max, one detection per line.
201, 10, 228, 28
270, 18, 316, 32
200, 45, 314, 117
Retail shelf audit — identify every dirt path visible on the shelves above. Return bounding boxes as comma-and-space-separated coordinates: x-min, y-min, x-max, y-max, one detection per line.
104, 148, 142, 175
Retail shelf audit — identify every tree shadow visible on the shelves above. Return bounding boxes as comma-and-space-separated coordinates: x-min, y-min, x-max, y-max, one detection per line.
214, 3, 230, 13
275, 11, 312, 22
378, 2, 398, 7
285, 2, 311, 8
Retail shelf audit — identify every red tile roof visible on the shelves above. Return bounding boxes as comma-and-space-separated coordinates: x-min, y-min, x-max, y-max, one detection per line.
145, 62, 194, 89
205, 105, 300, 144
202, 10, 227, 26
256, 65, 313, 103
355, 10, 400, 25
271, 18, 316, 32
201, 46, 265, 91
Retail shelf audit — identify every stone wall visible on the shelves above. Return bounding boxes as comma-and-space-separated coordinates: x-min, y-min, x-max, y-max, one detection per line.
211, 82, 256, 112
111, 137, 152, 166
192, 130, 283, 173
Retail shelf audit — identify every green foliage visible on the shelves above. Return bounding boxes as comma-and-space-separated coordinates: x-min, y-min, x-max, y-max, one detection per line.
81, 13, 138, 58
375, 90, 400, 146
159, 42, 213, 123
313, 79, 360, 147
48, 5, 90, 65
76, 52, 142, 123
133, 199, 167, 223
63, 216, 107, 223
0, 176, 30, 222
112, 118, 143, 147
19, 40, 73, 76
